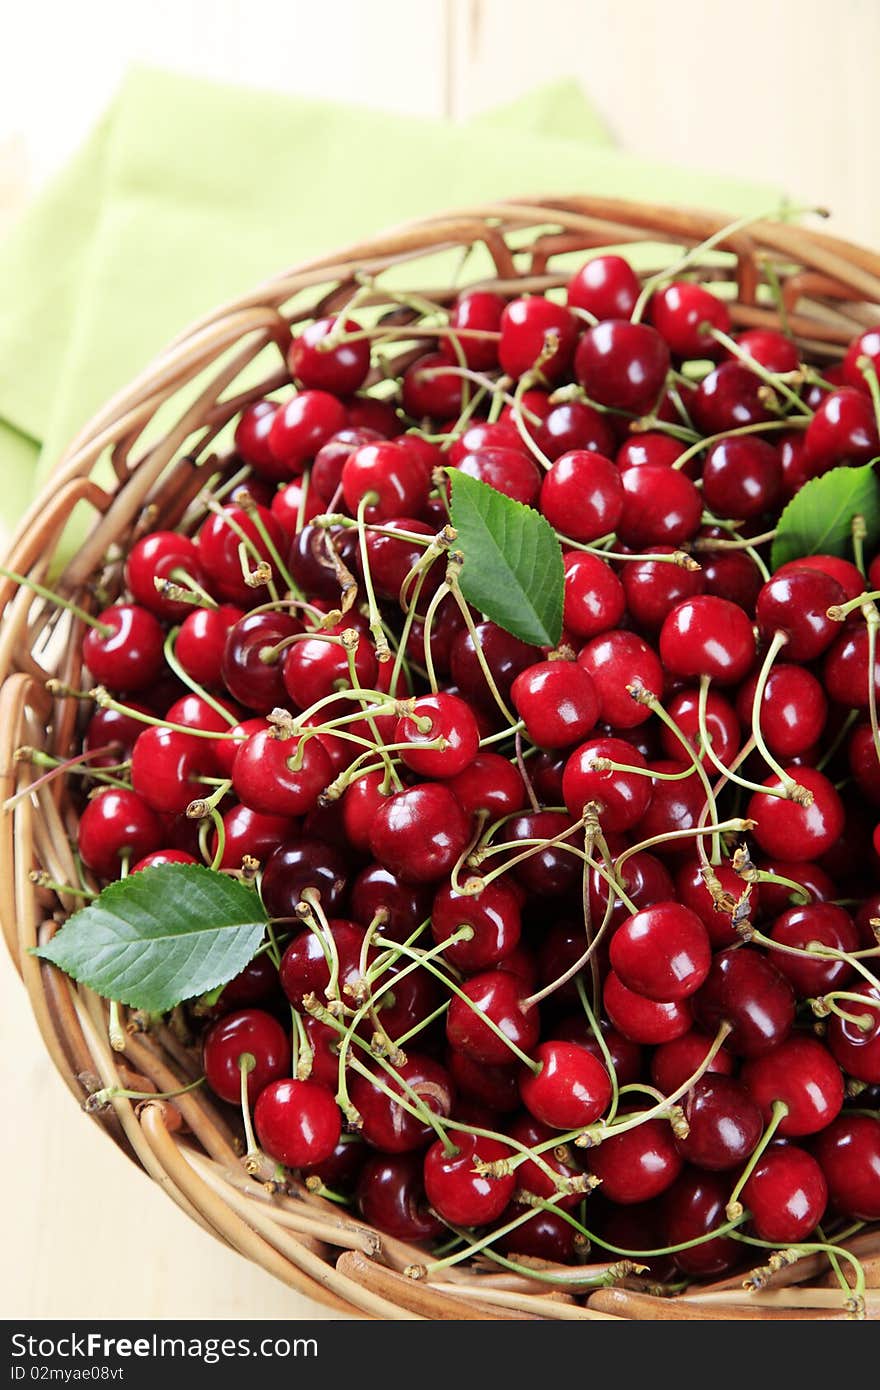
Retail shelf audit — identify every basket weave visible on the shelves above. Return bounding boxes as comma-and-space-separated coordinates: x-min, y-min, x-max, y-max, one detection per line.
2, 195, 880, 1321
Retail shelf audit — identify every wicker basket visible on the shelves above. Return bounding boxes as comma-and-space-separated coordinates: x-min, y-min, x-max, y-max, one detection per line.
2, 196, 880, 1321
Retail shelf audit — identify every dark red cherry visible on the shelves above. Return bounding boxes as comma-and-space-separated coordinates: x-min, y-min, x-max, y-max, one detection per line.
755, 568, 846, 661
369, 783, 471, 884
690, 362, 771, 435
446, 969, 539, 1066
826, 981, 880, 1083
700, 546, 763, 614
288, 316, 370, 395
357, 1153, 444, 1241
533, 400, 615, 462
567, 255, 640, 321
350, 864, 431, 944
423, 1133, 515, 1226
83, 701, 152, 770
767, 902, 859, 996
701, 437, 782, 520
202, 1008, 291, 1104
694, 947, 795, 1057
349, 1054, 454, 1153
617, 431, 686, 471
610, 902, 711, 1002
813, 1115, 880, 1221
498, 811, 581, 897
448, 1049, 519, 1115
674, 859, 756, 948
260, 837, 349, 921
589, 1117, 684, 1204
824, 625, 880, 709
732, 328, 800, 375
616, 465, 702, 549
221, 611, 303, 713
662, 1169, 741, 1277
254, 1078, 341, 1169
279, 918, 366, 1008
603, 972, 692, 1045
621, 549, 704, 632
742, 1035, 844, 1136
498, 1207, 577, 1263
574, 320, 670, 415
651, 1030, 735, 1094
676, 1076, 762, 1171
402, 352, 464, 419
741, 1146, 827, 1243
450, 621, 538, 708
77, 788, 162, 879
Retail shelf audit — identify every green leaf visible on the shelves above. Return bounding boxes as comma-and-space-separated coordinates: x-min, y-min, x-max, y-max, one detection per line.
448, 470, 564, 646
771, 462, 880, 571
31, 864, 267, 1013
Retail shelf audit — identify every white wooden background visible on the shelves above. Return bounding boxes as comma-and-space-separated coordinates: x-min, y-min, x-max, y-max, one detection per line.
1, 0, 878, 1323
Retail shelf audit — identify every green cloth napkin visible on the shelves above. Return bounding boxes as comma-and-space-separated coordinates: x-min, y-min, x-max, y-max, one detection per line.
0, 67, 781, 533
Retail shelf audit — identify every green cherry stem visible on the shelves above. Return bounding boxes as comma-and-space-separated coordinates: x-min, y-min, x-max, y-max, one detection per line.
0, 565, 112, 635
725, 1099, 789, 1220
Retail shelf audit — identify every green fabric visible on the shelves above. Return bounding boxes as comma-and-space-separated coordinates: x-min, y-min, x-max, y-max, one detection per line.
0, 67, 781, 531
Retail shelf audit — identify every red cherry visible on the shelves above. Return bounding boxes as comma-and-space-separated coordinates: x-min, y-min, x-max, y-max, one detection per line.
662, 1169, 741, 1277
511, 659, 599, 748
574, 320, 670, 415
350, 1054, 454, 1153
447, 752, 526, 820
662, 687, 741, 769
676, 1076, 762, 1171
431, 880, 521, 973
588, 1117, 684, 1204
747, 767, 844, 862
604, 971, 692, 1045
77, 788, 163, 879
617, 431, 686, 471
690, 362, 771, 435
616, 465, 702, 549
673, 859, 756, 948
445, 969, 539, 1065
198, 504, 286, 604
732, 328, 800, 375
395, 692, 480, 779
131, 849, 197, 873
562, 551, 626, 639
768, 902, 859, 996
610, 902, 711, 1002
232, 727, 332, 817
341, 439, 429, 522
563, 736, 653, 831
701, 437, 782, 520
621, 549, 704, 632
369, 783, 471, 884
650, 282, 730, 358
175, 604, 243, 689
130, 725, 218, 815
532, 400, 615, 461
826, 980, 880, 1083
694, 947, 795, 1057
282, 625, 377, 711
813, 1114, 880, 1221
202, 1008, 291, 1104
268, 390, 347, 476
450, 621, 539, 708
804, 386, 880, 468
234, 400, 279, 477
660, 596, 756, 685
83, 702, 153, 770
519, 1040, 611, 1130
456, 447, 541, 507
125, 531, 208, 622
567, 255, 640, 320
423, 1133, 515, 1226
577, 630, 663, 729
741, 1145, 827, 1243
651, 1030, 735, 1094
441, 290, 505, 371
357, 1153, 444, 1241
498, 811, 581, 897
540, 450, 623, 542
498, 296, 578, 383
254, 1078, 341, 1169
756, 568, 846, 662
82, 605, 165, 693
279, 918, 366, 1008
742, 1035, 844, 1136
288, 316, 370, 395
737, 664, 827, 759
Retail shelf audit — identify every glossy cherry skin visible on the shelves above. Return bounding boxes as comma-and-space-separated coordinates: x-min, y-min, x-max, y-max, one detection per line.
824, 625, 880, 709
662, 687, 740, 769
175, 604, 243, 689
574, 320, 670, 415
502, 1114, 584, 1212
456, 446, 541, 507
701, 437, 782, 520
588, 850, 675, 934
562, 551, 626, 639
755, 568, 846, 661
446, 969, 539, 1066
369, 783, 471, 885
402, 352, 465, 419
635, 762, 707, 854
610, 902, 711, 1002
279, 918, 366, 1008
423, 1133, 516, 1226
842, 325, 880, 392
214, 953, 280, 1010
350, 1054, 455, 1153
519, 1040, 611, 1130
233, 399, 278, 476
357, 1153, 444, 1241
617, 431, 686, 470
588, 1117, 684, 1204
742, 1035, 844, 1136
197, 504, 285, 604
577, 630, 663, 730
498, 296, 578, 383
733, 328, 800, 375
288, 316, 370, 394
741, 1146, 827, 1243
814, 1115, 880, 1221
125, 530, 208, 621
694, 947, 795, 1057
440, 290, 504, 371
267, 390, 347, 476
533, 400, 615, 462
563, 737, 653, 830
82, 604, 166, 692
77, 789, 163, 879
395, 692, 480, 779
616, 464, 702, 549
675, 1076, 762, 1172
690, 361, 771, 435
621, 549, 704, 632
540, 449, 623, 542
700, 546, 762, 614
350, 864, 431, 945
662, 1170, 741, 1278
849, 722, 880, 802
83, 701, 153, 770
131, 849, 197, 873
767, 902, 859, 996
660, 596, 756, 685
567, 254, 640, 320
130, 725, 218, 815
260, 837, 349, 921
341, 439, 429, 521
747, 767, 845, 862
651, 1030, 735, 1094
450, 621, 538, 708
222, 610, 304, 714
232, 728, 332, 818
510, 660, 598, 749
498, 811, 581, 897
650, 282, 730, 358
804, 386, 880, 468
757, 858, 835, 917
202, 1008, 291, 1104
498, 1206, 578, 1263
736, 664, 827, 759
430, 880, 521, 973
603, 972, 692, 1045
254, 1078, 341, 1169
557, 1016, 644, 1088
826, 981, 880, 1082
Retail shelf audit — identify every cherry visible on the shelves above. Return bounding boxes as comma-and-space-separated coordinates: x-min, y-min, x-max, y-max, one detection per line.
617, 432, 686, 471
574, 320, 670, 415
532, 400, 616, 461
447, 751, 527, 819
747, 766, 844, 862
288, 316, 370, 395
616, 465, 702, 548
362, 517, 435, 602
732, 328, 800, 375
674, 860, 755, 948
498, 296, 578, 383
341, 439, 429, 522
824, 625, 880, 709
423, 1133, 515, 1226
287, 522, 359, 600
197, 504, 285, 604
498, 1206, 577, 1263
814, 1114, 880, 1221
621, 549, 704, 632
636, 761, 707, 854
651, 1030, 735, 1094
350, 1054, 455, 1153
700, 546, 763, 613
254, 1077, 340, 1169
826, 980, 880, 1082
395, 692, 480, 779
344, 395, 401, 438
125, 531, 208, 622
261, 837, 349, 920
567, 255, 640, 320
211, 717, 268, 779
758, 858, 835, 917
849, 723, 880, 802
842, 326, 880, 393
589, 850, 674, 932
131, 849, 197, 872
279, 918, 366, 1007
450, 621, 538, 708
439, 290, 504, 371
755, 568, 846, 661
674, 1075, 762, 1172
77, 788, 163, 878
448, 1049, 519, 1115
232, 727, 332, 817
130, 725, 218, 815
445, 969, 539, 1065
369, 783, 471, 884
357, 1153, 444, 1240
174, 604, 243, 689
233, 400, 279, 477
447, 420, 524, 463
663, 687, 741, 768
498, 810, 581, 896
736, 664, 827, 758
777, 553, 865, 604
690, 361, 771, 435
539, 450, 623, 542
350, 863, 431, 945
610, 902, 711, 1002
202, 1008, 291, 1104
694, 947, 795, 1057
220, 611, 302, 713
741, 1145, 827, 1243
562, 551, 626, 639
431, 879, 521, 973
82, 604, 165, 692
455, 446, 541, 507
300, 1131, 364, 1192
742, 1035, 844, 1136
701, 437, 782, 520
403, 352, 468, 419
578, 630, 663, 729
660, 595, 756, 685
309, 426, 381, 501
270, 477, 324, 536
589, 1117, 684, 1204
803, 386, 880, 469
662, 1171, 741, 1279
767, 902, 859, 996
503, 1114, 583, 1210
267, 390, 347, 476
340, 770, 392, 854
563, 736, 652, 830
215, 954, 280, 1009
519, 1039, 611, 1129
83, 701, 153, 770
603, 971, 692, 1045
650, 282, 730, 358
282, 624, 377, 711
510, 659, 599, 749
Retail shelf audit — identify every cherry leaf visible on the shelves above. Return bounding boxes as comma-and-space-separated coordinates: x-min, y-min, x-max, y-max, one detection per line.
31, 863, 267, 1013
448, 470, 564, 646
770, 462, 880, 571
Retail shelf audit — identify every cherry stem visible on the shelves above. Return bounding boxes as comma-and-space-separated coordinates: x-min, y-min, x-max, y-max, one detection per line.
166, 567, 219, 611
633, 683, 722, 865
299, 889, 344, 1012
236, 492, 301, 598
525, 831, 614, 1009
671, 417, 808, 475
163, 627, 239, 726
4, 744, 120, 812
509, 370, 552, 470
700, 509, 771, 583
745, 923, 880, 992
355, 492, 392, 663
421, 1197, 571, 1277
747, 634, 813, 796
725, 1099, 788, 1220
108, 1000, 126, 1052
417, 578, 450, 695
90, 688, 241, 740
29, 871, 95, 900
237, 1053, 263, 1168
857, 356, 880, 438
514, 729, 540, 814
426, 365, 544, 426
577, 979, 619, 1121
0, 564, 112, 635
708, 326, 809, 414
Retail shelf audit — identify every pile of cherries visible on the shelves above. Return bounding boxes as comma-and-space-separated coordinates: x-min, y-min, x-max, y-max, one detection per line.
60, 249, 880, 1295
